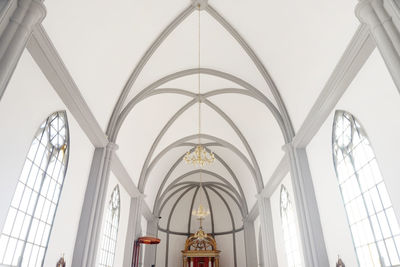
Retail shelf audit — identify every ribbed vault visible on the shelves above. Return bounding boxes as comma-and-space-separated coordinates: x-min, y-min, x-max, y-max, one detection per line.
105, 1, 294, 266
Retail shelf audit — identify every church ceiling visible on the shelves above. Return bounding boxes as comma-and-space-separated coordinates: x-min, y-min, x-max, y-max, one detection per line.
41, 0, 360, 228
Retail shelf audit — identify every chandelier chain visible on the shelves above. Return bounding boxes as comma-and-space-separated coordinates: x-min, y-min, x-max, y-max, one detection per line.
198, 5, 201, 145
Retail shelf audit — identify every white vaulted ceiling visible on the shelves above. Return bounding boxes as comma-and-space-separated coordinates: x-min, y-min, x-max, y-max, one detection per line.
41, 0, 360, 232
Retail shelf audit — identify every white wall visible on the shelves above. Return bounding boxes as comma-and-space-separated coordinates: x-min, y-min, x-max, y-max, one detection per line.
307, 49, 400, 266
0, 50, 94, 266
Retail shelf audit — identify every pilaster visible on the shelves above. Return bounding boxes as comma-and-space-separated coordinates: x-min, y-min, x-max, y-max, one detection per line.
243, 219, 258, 267
284, 143, 329, 267
143, 216, 160, 267
256, 195, 278, 267
0, 0, 46, 101
356, 0, 400, 93
72, 142, 118, 267
123, 194, 145, 266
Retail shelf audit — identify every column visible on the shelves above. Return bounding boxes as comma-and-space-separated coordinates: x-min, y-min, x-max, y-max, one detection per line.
143, 216, 159, 267
72, 142, 118, 266
243, 219, 258, 267
190, 257, 194, 267
208, 257, 211, 267
123, 194, 144, 266
356, 0, 400, 93
256, 195, 278, 267
284, 143, 329, 267
0, 0, 46, 101
183, 256, 187, 267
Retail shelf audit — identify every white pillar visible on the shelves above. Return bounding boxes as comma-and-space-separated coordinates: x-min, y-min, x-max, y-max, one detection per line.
0, 0, 46, 101
243, 219, 258, 267
71, 142, 118, 266
143, 217, 159, 267
284, 144, 329, 267
356, 0, 400, 93
123, 195, 144, 266
190, 258, 194, 267
256, 195, 278, 267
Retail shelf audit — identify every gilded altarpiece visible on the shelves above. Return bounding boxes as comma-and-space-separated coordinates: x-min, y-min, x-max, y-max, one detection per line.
182, 229, 221, 267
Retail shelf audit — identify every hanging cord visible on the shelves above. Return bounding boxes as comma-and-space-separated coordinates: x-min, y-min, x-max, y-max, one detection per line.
198, 4, 201, 146
197, 4, 203, 192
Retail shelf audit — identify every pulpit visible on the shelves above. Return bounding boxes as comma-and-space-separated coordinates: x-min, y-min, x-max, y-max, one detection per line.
181, 228, 220, 267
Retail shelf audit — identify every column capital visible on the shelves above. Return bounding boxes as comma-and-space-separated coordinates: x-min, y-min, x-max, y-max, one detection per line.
106, 142, 119, 152
282, 142, 294, 152
12, 0, 46, 28
355, 0, 382, 27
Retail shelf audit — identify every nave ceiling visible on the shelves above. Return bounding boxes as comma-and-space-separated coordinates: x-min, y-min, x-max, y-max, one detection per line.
40, 0, 360, 229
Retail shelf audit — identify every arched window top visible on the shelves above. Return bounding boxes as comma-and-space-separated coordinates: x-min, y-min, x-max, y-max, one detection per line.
280, 185, 302, 267
333, 110, 400, 267
0, 111, 69, 267
98, 185, 120, 267
110, 185, 120, 220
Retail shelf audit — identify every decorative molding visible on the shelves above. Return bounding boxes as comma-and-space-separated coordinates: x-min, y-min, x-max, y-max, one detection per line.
114, 69, 287, 142
191, 0, 208, 10
0, 0, 17, 37
259, 153, 290, 198
0, 0, 45, 101
107, 5, 194, 136
292, 24, 375, 148
110, 155, 141, 198
243, 201, 259, 222
206, 4, 295, 139
27, 25, 108, 147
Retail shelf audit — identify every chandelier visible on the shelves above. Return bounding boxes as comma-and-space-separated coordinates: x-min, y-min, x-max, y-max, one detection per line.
192, 203, 210, 230
183, 3, 214, 167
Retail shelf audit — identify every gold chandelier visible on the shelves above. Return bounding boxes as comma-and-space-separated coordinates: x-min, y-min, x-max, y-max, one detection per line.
183, 4, 214, 167
192, 202, 210, 229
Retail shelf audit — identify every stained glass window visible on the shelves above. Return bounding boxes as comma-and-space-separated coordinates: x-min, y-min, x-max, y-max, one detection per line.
98, 185, 120, 267
0, 111, 69, 267
333, 110, 400, 266
280, 185, 302, 267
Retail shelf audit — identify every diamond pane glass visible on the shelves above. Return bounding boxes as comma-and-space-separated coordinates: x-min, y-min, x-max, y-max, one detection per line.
98, 186, 120, 267
0, 111, 69, 267
280, 185, 302, 267
332, 110, 400, 266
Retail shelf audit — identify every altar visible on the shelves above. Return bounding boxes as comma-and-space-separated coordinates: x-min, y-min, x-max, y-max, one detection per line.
181, 228, 221, 267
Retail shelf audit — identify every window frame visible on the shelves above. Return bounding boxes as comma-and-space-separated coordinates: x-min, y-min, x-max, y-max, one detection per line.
98, 185, 121, 267
280, 185, 303, 267
332, 110, 400, 267
0, 111, 70, 267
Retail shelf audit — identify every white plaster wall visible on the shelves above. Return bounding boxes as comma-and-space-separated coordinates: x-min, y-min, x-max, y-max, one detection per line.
215, 234, 235, 267
235, 230, 246, 267
0, 50, 94, 266
307, 50, 400, 266
167, 234, 186, 267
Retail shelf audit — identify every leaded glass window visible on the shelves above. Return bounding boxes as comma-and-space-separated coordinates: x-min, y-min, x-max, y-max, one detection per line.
98, 185, 120, 267
333, 110, 400, 266
280, 185, 302, 267
0, 111, 69, 267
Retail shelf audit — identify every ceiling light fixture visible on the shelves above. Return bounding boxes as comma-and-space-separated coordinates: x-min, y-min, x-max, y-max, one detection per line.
188, 5, 211, 228
183, 4, 215, 167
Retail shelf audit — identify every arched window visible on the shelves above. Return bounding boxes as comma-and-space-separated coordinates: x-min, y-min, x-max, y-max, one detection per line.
0, 111, 69, 267
98, 185, 120, 267
280, 185, 302, 267
333, 110, 400, 266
